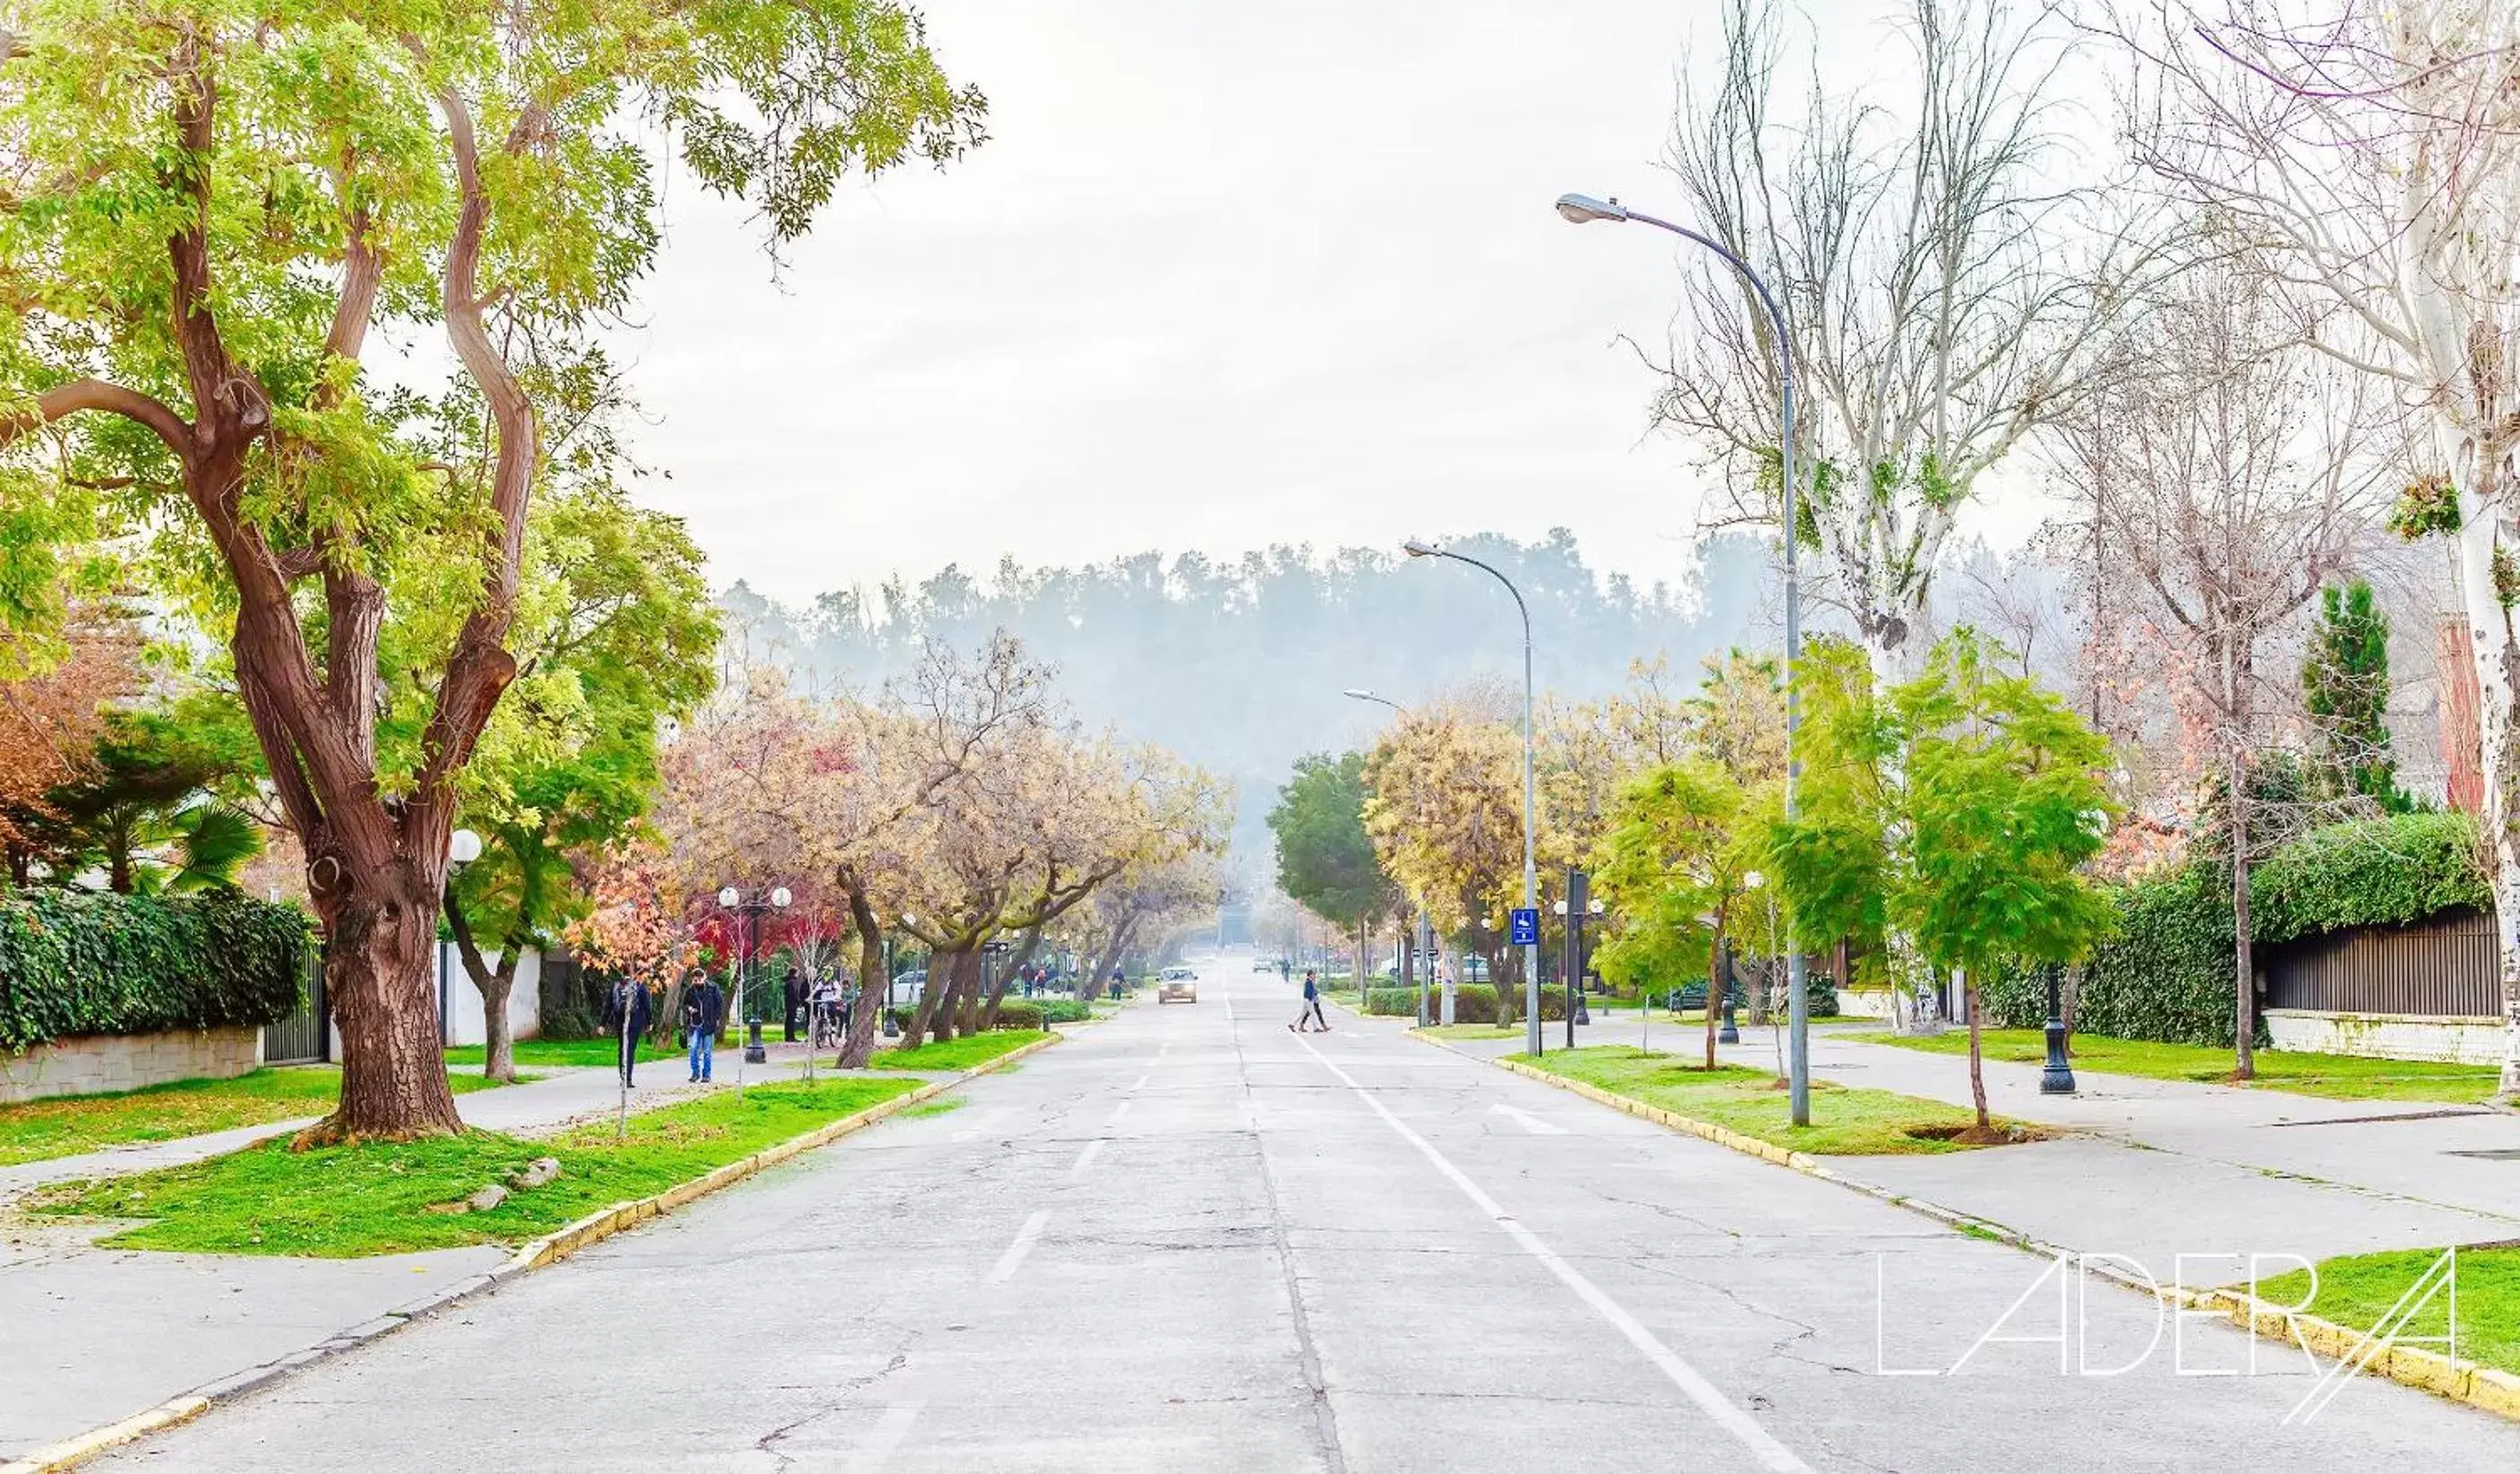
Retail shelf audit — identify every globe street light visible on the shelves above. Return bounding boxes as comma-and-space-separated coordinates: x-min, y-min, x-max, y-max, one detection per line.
1555, 189, 1810, 1125
1404, 539, 1543, 1054
718, 884, 792, 1084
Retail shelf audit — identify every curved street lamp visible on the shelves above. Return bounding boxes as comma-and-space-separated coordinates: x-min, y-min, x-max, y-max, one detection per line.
1555, 189, 1811, 1125
1402, 538, 1543, 1055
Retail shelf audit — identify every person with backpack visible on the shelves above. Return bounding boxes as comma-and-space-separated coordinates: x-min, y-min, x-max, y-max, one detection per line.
682, 969, 725, 1084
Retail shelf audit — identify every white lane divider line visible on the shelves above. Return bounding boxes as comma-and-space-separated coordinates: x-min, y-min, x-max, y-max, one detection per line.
987, 1210, 1050, 1285
1131, 1074, 1150, 1092
1070, 1138, 1106, 1177
1291, 1033, 1813, 1474
1490, 1102, 1569, 1136
1109, 1099, 1133, 1124
843, 1399, 924, 1473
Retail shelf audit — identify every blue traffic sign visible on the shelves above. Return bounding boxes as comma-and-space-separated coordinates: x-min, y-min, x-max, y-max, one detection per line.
1509, 908, 1539, 946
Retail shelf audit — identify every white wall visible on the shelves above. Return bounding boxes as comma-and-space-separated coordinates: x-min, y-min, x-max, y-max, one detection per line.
2263, 1008, 2503, 1065
438, 945, 542, 1047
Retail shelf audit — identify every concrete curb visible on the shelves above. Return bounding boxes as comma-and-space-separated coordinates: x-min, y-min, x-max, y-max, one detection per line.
1408, 1027, 2520, 1426
0, 1032, 1059, 1474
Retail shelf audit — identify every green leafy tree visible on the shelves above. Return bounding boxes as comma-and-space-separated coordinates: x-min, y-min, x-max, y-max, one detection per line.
0, 0, 982, 1137
1268, 752, 1400, 984
446, 486, 719, 1082
1592, 759, 1763, 1068
35, 707, 261, 894
2302, 581, 2405, 812
1892, 630, 2115, 1132
1764, 637, 1891, 989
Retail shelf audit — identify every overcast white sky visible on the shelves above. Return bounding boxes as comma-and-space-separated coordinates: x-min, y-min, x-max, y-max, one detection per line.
608, 0, 2040, 605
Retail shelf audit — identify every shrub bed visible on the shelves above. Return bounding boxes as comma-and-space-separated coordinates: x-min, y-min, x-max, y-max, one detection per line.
1, 890, 308, 1055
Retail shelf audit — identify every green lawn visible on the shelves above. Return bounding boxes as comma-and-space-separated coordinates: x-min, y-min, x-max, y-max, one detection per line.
32, 1075, 922, 1257
869, 1029, 1050, 1073
1413, 1024, 1526, 1041
0, 1066, 519, 1169
1511, 1046, 2033, 1155
1847, 1029, 2500, 1104
2254, 1246, 2519, 1379
443, 1038, 680, 1068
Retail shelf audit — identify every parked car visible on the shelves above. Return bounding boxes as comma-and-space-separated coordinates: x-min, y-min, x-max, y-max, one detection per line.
888, 970, 927, 1005
1158, 965, 1198, 1005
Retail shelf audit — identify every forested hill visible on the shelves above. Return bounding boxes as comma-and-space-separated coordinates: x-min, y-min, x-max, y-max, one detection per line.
721, 529, 1781, 849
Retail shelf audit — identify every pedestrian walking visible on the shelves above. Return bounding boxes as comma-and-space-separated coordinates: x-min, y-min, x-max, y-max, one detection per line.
1290, 969, 1329, 1033
683, 970, 725, 1083
783, 967, 806, 1042
599, 977, 652, 1087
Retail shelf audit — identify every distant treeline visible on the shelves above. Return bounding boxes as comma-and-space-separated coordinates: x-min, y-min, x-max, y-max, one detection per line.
722, 529, 1782, 853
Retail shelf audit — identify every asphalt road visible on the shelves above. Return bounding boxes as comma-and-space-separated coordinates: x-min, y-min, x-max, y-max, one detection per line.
94, 960, 2520, 1472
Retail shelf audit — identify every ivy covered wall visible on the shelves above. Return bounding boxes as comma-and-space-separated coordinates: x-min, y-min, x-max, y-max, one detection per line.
0, 890, 308, 1055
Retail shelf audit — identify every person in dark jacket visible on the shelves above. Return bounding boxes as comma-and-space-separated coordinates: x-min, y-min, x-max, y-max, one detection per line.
783, 969, 805, 1042
600, 978, 652, 1087
682, 970, 725, 1083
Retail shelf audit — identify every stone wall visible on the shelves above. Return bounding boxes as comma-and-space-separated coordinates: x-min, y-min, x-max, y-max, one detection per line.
0, 1025, 264, 1104
2262, 1008, 2504, 1065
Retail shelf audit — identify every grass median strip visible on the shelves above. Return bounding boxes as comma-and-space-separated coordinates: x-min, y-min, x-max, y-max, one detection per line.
30, 1075, 919, 1257
0, 1067, 523, 1169
442, 1039, 683, 1069
1847, 1028, 2499, 1104
1509, 1046, 2034, 1155
2254, 1245, 2520, 1381
870, 1029, 1049, 1073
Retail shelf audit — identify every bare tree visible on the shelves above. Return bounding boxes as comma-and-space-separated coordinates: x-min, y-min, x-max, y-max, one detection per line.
2051, 252, 2386, 1076
2113, 1, 2520, 1094
1653, 0, 2153, 683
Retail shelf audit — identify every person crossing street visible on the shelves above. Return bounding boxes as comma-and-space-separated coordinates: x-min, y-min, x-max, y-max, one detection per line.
1289, 969, 1330, 1033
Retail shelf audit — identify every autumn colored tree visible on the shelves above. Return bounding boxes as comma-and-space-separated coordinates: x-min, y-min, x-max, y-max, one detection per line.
1361, 701, 1532, 1023
0, 0, 983, 1138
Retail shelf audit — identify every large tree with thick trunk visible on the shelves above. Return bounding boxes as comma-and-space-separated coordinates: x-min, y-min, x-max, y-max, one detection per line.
0, 0, 982, 1136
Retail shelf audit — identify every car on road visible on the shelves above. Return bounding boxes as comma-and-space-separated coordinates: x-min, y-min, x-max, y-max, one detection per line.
1158, 965, 1198, 1005
1250, 957, 1277, 973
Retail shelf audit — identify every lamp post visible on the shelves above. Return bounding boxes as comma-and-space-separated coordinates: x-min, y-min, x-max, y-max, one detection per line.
717, 883, 792, 1089
1344, 687, 1439, 1027
440, 828, 482, 1048
1553, 872, 1604, 1049
1554, 190, 1808, 1125
1403, 538, 1542, 1055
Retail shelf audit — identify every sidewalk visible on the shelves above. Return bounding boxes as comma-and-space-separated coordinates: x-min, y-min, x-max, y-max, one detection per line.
0, 1056, 806, 1462
1401, 1010, 2520, 1275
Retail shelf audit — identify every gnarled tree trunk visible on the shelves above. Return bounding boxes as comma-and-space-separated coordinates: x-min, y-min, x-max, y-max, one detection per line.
315, 863, 462, 1140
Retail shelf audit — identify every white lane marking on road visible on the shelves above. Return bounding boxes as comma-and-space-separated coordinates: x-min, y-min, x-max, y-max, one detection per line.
843, 1399, 924, 1473
1131, 1074, 1150, 1092
1292, 1033, 1814, 1474
987, 1210, 1050, 1284
1109, 1099, 1133, 1124
1159, 1042, 1172, 1058
1070, 1138, 1106, 1177
1489, 1102, 1569, 1136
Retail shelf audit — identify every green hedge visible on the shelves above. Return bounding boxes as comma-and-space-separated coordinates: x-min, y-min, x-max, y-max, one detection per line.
1, 889, 309, 1054
1398, 983, 1568, 1024
991, 1001, 1045, 1030
2249, 812, 2487, 945
1980, 812, 2488, 1047
1026, 997, 1091, 1024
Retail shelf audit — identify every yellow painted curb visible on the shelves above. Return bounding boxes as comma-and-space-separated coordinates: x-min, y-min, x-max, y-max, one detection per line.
1410, 1027, 2520, 1426
503, 1030, 1060, 1275
0, 1396, 209, 1474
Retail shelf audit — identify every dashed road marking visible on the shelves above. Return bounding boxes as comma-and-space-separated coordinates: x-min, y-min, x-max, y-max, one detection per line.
1490, 1102, 1569, 1136
843, 1399, 924, 1473
1070, 1138, 1106, 1177
987, 1210, 1050, 1285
